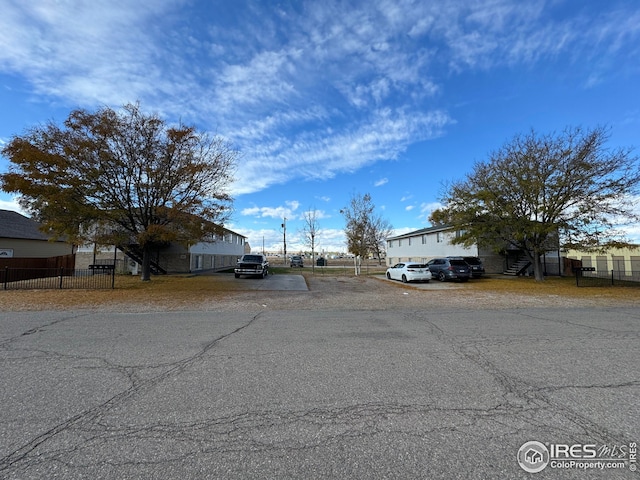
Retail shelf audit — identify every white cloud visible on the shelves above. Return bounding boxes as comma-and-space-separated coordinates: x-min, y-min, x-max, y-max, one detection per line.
0, 1, 181, 107
231, 108, 452, 195
232, 226, 346, 253
2, 0, 639, 199
300, 208, 331, 221
0, 197, 26, 214
240, 200, 301, 220
418, 201, 443, 221
374, 177, 388, 187
405, 205, 415, 211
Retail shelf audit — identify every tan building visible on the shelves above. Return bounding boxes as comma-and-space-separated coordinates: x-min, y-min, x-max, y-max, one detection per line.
0, 210, 74, 259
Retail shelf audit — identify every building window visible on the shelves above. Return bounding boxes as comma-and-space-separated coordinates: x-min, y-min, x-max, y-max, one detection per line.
437, 232, 444, 243
422, 235, 426, 244
408, 238, 412, 246
398, 239, 402, 247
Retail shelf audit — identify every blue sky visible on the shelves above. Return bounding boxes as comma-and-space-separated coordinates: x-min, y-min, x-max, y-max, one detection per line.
1, 0, 639, 253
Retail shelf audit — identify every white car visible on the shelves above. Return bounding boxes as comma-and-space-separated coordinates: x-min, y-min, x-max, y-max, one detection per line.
385, 262, 432, 283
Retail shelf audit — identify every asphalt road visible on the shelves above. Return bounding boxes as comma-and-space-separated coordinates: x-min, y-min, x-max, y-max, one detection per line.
1, 304, 638, 479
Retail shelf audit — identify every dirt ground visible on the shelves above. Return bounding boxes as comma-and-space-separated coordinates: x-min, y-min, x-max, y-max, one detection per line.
1, 273, 638, 312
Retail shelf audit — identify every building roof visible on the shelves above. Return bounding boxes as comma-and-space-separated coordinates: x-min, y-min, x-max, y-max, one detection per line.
0, 209, 56, 241
387, 224, 453, 241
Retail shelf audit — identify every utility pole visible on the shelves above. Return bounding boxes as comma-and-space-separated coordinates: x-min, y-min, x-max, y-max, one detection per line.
281, 217, 287, 266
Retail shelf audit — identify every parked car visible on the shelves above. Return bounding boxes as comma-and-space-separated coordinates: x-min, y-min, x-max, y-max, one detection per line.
235, 254, 269, 278
455, 256, 485, 278
427, 257, 471, 282
386, 262, 432, 283
290, 255, 304, 267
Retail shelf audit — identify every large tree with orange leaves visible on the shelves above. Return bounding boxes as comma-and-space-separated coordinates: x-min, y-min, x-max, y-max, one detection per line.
1, 103, 238, 281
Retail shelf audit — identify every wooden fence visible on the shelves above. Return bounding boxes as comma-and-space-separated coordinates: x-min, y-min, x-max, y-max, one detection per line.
0, 253, 76, 269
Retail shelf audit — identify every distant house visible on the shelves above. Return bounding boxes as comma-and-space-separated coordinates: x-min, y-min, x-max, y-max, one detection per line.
76, 226, 248, 274
565, 246, 640, 279
0, 210, 74, 258
386, 225, 562, 275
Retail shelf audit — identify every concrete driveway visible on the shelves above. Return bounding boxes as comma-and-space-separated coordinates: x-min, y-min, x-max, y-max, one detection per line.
227, 272, 309, 291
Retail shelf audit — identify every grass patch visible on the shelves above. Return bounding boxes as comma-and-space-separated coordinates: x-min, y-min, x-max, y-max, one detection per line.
0, 273, 243, 311
466, 275, 640, 301
1, 272, 637, 311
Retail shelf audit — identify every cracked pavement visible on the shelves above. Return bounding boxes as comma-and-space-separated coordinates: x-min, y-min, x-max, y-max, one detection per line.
0, 294, 639, 478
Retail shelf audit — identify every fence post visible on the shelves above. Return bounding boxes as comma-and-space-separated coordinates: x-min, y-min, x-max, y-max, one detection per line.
59, 266, 64, 289
3, 266, 8, 290
111, 266, 115, 289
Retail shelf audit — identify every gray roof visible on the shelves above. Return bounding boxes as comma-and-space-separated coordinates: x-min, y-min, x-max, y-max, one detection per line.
0, 209, 57, 241
387, 224, 453, 241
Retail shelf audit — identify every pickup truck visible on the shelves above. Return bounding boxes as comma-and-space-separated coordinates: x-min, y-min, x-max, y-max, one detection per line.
234, 254, 269, 278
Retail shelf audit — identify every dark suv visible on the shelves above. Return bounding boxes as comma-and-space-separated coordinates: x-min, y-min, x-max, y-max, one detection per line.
427, 257, 471, 282
457, 256, 485, 278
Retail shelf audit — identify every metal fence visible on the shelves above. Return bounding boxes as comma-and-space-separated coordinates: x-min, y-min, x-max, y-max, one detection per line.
1, 266, 115, 290
574, 267, 640, 287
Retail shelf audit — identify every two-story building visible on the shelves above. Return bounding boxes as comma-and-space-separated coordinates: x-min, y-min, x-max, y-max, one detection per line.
76, 228, 247, 274
386, 225, 562, 275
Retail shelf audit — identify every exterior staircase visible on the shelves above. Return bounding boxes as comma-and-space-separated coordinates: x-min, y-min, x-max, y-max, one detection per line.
119, 244, 167, 275
504, 256, 531, 276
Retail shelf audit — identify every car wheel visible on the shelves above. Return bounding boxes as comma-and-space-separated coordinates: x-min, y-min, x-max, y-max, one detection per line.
438, 272, 446, 282
386, 272, 391, 279
401, 274, 408, 283
234, 273, 239, 278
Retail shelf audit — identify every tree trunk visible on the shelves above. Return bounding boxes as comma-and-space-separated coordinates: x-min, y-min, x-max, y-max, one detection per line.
532, 252, 545, 282
141, 244, 152, 281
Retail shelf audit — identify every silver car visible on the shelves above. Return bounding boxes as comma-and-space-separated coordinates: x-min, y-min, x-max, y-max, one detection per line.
290, 255, 304, 267
385, 262, 432, 283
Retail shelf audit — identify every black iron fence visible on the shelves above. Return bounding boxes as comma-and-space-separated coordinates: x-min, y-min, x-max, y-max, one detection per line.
1, 265, 115, 290
574, 266, 640, 287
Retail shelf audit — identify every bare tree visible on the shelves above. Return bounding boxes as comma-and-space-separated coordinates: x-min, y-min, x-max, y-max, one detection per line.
300, 208, 321, 272
368, 214, 393, 265
341, 193, 392, 272
1, 103, 238, 281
